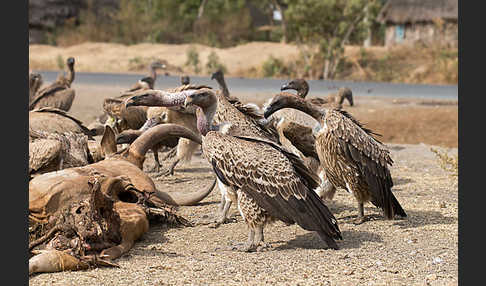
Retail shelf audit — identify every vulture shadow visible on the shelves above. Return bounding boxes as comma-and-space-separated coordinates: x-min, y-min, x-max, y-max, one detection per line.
391, 208, 456, 229
178, 167, 213, 173
273, 229, 382, 251
393, 177, 414, 186
324, 200, 455, 228
125, 225, 186, 259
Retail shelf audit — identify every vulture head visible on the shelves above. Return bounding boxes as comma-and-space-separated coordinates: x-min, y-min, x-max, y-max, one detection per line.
338, 87, 354, 106
263, 93, 312, 119
180, 75, 190, 85
125, 90, 162, 108
210, 69, 224, 81
183, 88, 217, 110
66, 57, 75, 69
280, 78, 309, 98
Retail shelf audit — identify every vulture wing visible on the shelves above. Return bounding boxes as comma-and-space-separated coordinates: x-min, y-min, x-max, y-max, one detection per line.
325, 109, 406, 218
29, 83, 68, 110
29, 139, 62, 174
204, 132, 342, 246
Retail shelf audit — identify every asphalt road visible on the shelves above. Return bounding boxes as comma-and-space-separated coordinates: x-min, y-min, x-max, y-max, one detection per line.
37, 71, 458, 100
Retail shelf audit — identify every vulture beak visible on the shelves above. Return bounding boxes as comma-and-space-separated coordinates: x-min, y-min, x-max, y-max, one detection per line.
184, 95, 194, 108
125, 95, 143, 108
210, 73, 216, 80
280, 83, 291, 91
263, 102, 278, 119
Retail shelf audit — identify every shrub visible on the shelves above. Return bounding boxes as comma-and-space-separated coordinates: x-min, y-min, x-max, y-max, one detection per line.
56, 55, 64, 70
261, 55, 286, 78
205, 51, 226, 74
185, 46, 200, 74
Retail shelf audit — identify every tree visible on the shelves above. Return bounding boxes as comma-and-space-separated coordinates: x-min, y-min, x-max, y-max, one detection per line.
286, 0, 381, 79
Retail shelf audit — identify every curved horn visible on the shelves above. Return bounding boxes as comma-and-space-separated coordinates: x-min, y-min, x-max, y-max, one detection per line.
154, 177, 217, 206
129, 124, 202, 164
116, 130, 143, 145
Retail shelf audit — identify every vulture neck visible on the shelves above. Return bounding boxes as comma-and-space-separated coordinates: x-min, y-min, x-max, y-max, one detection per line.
67, 65, 75, 86
297, 86, 308, 98
196, 104, 217, 137
149, 65, 157, 82
216, 76, 230, 98
287, 96, 325, 122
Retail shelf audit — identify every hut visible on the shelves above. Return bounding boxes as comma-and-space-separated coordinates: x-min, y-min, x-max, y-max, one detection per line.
377, 0, 458, 47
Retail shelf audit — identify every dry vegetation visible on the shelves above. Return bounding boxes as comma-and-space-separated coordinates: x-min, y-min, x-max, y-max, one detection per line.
29, 42, 458, 86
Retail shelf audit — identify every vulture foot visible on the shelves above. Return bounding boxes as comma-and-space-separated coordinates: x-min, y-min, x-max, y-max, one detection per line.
208, 216, 238, 229
353, 215, 370, 225
228, 241, 271, 253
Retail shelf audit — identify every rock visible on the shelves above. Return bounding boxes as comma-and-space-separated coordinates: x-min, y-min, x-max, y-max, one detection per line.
432, 257, 443, 264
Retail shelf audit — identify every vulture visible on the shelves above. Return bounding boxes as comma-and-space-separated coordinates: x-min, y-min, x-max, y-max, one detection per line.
29, 57, 76, 112
100, 62, 168, 133
29, 128, 93, 179
123, 84, 211, 176
280, 79, 354, 109
263, 93, 407, 224
29, 72, 43, 105
29, 107, 96, 139
126, 61, 166, 92
210, 69, 263, 121
125, 80, 280, 227
178, 88, 342, 251
181, 75, 190, 85
102, 96, 148, 132
115, 115, 179, 171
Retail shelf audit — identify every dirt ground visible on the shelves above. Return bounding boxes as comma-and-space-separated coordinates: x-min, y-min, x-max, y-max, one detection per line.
29, 82, 458, 285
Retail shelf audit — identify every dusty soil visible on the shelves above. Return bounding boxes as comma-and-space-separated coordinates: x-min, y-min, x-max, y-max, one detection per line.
29, 81, 458, 285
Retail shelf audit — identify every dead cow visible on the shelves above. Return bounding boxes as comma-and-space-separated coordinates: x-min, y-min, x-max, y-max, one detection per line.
29, 124, 217, 274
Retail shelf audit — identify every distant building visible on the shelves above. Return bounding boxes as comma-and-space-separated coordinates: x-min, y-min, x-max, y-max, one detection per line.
377, 0, 458, 47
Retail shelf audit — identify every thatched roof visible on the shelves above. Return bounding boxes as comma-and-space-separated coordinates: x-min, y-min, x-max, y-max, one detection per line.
377, 0, 458, 24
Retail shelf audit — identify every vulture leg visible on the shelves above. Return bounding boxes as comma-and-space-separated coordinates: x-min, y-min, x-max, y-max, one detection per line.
160, 147, 177, 161
354, 201, 369, 225
151, 147, 162, 172
231, 225, 270, 252
160, 158, 180, 176
208, 181, 237, 228
231, 228, 256, 252
253, 225, 271, 252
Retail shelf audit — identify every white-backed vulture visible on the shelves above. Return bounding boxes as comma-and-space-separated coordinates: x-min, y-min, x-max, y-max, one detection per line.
125, 84, 280, 227
99, 61, 165, 133
29, 107, 96, 139
29, 72, 43, 105
124, 84, 213, 176
210, 69, 264, 122
126, 61, 166, 92
181, 75, 190, 85
179, 88, 342, 251
29, 129, 94, 179
280, 78, 354, 109
103, 96, 148, 132
30, 57, 76, 112
116, 116, 178, 171
263, 94, 407, 224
